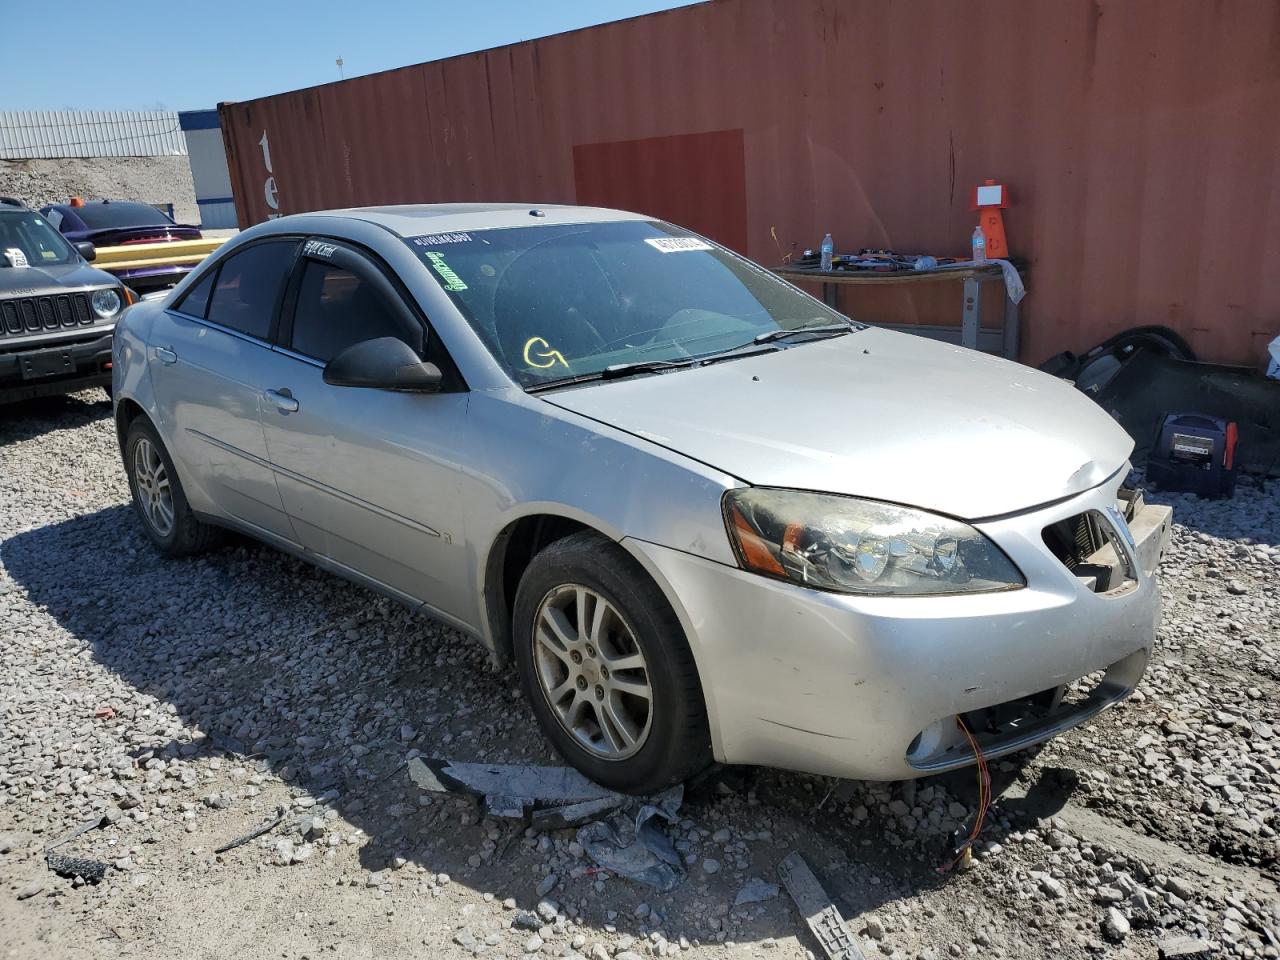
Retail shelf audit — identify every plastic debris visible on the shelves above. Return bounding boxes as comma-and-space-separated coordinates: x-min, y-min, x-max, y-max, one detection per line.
735, 876, 781, 906
408, 757, 631, 826
42, 814, 110, 884
408, 757, 618, 807
777, 851, 867, 960
530, 795, 628, 830
576, 786, 685, 891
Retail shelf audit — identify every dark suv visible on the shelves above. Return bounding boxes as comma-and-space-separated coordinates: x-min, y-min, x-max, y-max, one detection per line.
0, 198, 131, 403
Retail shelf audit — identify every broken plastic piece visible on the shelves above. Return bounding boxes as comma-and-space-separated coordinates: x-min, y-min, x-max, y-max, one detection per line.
777, 851, 867, 960
407, 757, 618, 805
529, 795, 628, 830
45, 852, 108, 883
406, 756, 676, 834
574, 785, 684, 891
735, 876, 781, 905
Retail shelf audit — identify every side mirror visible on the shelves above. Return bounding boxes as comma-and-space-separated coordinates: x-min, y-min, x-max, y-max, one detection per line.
323, 337, 442, 393
74, 241, 96, 262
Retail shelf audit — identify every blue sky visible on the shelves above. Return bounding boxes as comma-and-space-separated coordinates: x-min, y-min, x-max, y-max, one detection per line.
4, 1, 704, 112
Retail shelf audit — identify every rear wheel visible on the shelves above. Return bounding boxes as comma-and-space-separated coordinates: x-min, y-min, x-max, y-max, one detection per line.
125, 418, 223, 556
513, 531, 711, 793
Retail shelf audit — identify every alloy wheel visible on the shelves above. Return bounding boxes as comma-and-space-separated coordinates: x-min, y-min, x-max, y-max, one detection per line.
133, 437, 174, 538
531, 584, 653, 760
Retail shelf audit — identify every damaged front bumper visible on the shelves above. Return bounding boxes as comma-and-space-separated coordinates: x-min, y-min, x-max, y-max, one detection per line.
627, 476, 1172, 781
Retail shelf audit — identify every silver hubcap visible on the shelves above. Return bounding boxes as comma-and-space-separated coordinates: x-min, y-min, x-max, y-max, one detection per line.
532, 584, 653, 760
133, 437, 174, 538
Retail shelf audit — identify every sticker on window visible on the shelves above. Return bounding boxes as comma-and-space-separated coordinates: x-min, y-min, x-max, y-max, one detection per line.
424, 251, 468, 292
411, 232, 472, 246
645, 237, 713, 253
304, 239, 338, 258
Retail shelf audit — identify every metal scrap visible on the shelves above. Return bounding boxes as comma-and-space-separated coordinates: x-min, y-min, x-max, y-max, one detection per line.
777, 851, 867, 960
214, 804, 288, 854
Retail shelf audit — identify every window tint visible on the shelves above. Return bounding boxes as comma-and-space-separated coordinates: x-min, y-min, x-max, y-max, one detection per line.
290, 260, 419, 362
176, 269, 216, 319
205, 241, 294, 340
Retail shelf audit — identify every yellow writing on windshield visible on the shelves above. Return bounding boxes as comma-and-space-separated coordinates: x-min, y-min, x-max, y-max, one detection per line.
523, 336, 568, 369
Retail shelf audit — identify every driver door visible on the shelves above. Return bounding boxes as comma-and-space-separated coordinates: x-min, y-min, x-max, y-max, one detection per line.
256, 238, 472, 622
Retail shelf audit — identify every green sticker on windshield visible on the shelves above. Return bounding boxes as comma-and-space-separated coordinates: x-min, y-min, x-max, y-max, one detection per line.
424, 251, 468, 292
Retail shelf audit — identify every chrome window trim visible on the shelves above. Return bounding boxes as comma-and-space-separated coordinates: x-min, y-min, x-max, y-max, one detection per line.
162, 309, 273, 349
271, 344, 326, 369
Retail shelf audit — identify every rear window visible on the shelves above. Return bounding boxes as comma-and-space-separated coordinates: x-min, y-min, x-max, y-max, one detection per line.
73, 202, 172, 230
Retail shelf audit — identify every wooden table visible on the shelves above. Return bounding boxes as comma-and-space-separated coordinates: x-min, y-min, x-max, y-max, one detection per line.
773, 262, 1022, 359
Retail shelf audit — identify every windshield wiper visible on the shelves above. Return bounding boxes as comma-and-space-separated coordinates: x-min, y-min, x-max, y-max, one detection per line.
526, 358, 698, 393
600, 358, 699, 379
753, 321, 855, 345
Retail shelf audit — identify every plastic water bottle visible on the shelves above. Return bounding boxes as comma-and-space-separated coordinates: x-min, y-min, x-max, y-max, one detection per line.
971, 225, 987, 263
820, 234, 834, 272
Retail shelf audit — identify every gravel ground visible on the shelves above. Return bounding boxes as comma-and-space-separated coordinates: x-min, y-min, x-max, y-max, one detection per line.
0, 157, 199, 225
0, 393, 1277, 960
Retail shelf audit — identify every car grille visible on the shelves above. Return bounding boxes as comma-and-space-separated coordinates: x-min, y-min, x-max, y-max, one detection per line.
0, 293, 95, 339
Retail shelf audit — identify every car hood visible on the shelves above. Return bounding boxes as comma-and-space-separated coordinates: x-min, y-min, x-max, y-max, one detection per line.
0, 261, 118, 295
541, 327, 1135, 519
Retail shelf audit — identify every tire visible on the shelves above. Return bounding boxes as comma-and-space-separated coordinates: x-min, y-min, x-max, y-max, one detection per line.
513, 531, 711, 794
124, 417, 224, 556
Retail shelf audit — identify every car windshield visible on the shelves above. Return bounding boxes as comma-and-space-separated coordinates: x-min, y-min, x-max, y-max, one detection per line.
74, 202, 172, 229
404, 220, 854, 387
0, 211, 77, 266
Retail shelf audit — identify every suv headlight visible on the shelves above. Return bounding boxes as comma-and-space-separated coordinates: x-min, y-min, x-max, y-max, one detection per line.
91, 288, 121, 319
723, 488, 1024, 596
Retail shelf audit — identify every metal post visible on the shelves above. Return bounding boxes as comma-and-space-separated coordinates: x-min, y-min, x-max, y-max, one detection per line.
961, 277, 981, 350
1003, 292, 1020, 360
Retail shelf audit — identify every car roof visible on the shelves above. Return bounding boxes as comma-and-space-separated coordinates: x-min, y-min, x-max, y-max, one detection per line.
302, 203, 650, 237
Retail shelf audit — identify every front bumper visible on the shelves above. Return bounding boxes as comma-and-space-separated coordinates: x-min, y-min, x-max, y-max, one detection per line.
0, 330, 114, 403
627, 478, 1172, 781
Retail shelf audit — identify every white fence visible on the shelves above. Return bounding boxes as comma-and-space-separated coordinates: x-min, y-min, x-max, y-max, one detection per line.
0, 111, 187, 159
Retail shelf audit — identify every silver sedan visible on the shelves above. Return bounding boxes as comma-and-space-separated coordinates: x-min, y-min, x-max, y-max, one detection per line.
112, 204, 1172, 793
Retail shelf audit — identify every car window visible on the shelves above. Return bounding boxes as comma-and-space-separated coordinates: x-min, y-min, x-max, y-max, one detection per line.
205, 241, 294, 340
289, 260, 419, 363
73, 202, 172, 229
175, 269, 217, 319
402, 220, 850, 387
0, 211, 76, 266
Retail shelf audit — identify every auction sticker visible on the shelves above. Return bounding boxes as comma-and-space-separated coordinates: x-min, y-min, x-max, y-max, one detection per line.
645, 237, 713, 253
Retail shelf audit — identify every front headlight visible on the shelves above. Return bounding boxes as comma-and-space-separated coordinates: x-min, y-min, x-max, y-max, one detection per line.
91, 288, 121, 319
723, 488, 1024, 596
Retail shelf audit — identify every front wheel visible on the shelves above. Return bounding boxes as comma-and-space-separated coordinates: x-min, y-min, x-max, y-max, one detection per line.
513, 531, 711, 794
124, 418, 223, 556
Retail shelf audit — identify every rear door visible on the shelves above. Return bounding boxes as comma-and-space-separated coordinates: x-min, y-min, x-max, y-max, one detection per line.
148, 238, 299, 542
256, 238, 472, 619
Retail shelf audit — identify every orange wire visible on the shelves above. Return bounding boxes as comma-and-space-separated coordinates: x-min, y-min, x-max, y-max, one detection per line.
938, 714, 992, 873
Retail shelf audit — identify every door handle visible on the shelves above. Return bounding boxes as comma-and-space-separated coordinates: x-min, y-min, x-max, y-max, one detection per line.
154, 345, 177, 365
265, 388, 299, 414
